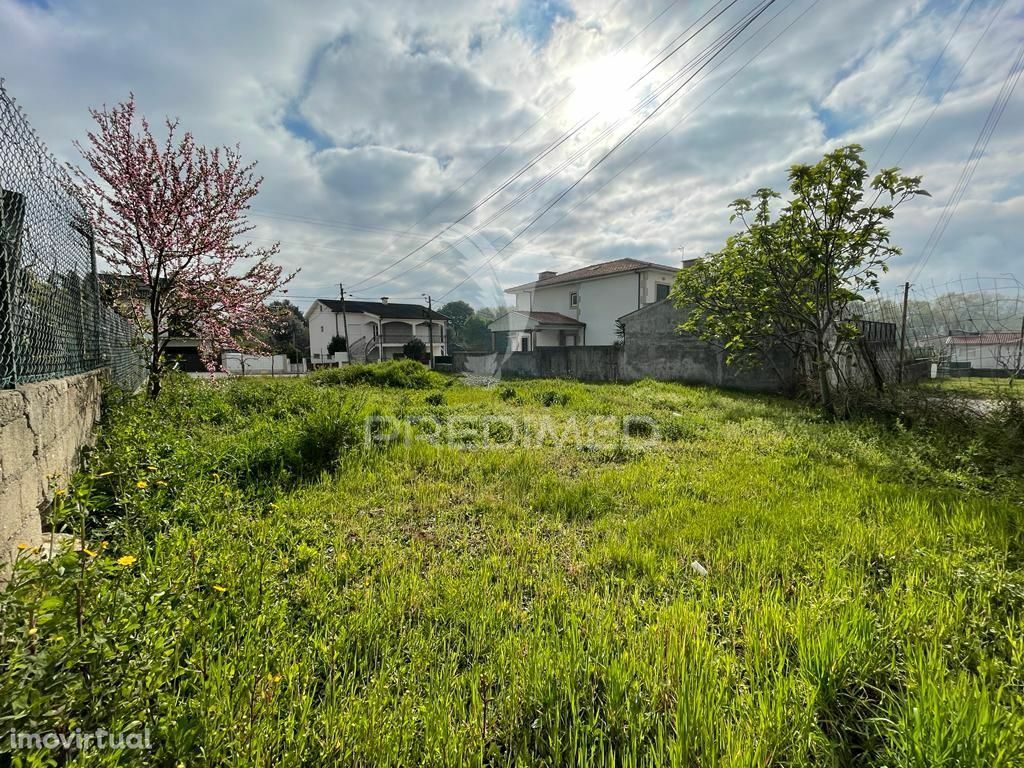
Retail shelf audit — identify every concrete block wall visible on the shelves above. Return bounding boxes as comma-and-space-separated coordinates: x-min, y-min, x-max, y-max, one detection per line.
1, 369, 105, 563
454, 301, 793, 393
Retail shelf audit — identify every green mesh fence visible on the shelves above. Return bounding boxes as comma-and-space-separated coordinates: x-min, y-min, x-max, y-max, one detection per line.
0, 80, 144, 391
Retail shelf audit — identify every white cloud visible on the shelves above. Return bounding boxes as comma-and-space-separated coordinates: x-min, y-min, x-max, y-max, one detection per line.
1, 0, 1022, 309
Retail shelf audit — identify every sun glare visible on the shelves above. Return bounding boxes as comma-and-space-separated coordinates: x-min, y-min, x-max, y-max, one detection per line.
567, 55, 642, 124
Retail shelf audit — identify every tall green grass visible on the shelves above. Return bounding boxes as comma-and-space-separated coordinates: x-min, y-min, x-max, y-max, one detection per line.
1, 373, 1022, 766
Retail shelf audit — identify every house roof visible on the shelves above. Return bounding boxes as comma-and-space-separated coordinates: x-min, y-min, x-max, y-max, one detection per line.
945, 332, 1023, 346
311, 299, 447, 321
519, 311, 585, 326
487, 310, 585, 332
506, 258, 680, 292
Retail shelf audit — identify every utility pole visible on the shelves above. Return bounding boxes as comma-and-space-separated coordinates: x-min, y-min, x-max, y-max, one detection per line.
897, 281, 910, 384
423, 293, 434, 369
338, 283, 350, 364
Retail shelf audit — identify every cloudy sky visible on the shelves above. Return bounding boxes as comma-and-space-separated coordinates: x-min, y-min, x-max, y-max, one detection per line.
2, 0, 1022, 311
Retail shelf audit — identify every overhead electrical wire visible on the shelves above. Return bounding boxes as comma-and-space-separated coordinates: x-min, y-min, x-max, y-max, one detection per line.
514, 0, 820, 255
398, 0, 684, 234
345, 0, 745, 290
437, 0, 780, 300
892, 0, 1010, 167
907, 38, 1024, 284
358, 0, 774, 294
248, 3, 689, 261
873, 0, 979, 168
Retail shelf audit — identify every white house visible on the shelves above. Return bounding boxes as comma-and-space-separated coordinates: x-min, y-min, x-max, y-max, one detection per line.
304, 298, 449, 364
943, 332, 1024, 372
493, 257, 682, 349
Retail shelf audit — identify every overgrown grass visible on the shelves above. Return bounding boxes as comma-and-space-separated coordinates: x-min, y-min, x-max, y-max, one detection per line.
920, 375, 1024, 400
2, 373, 1023, 766
308, 358, 450, 389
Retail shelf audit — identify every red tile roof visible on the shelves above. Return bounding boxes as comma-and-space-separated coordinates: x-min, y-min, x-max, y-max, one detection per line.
507, 258, 679, 292
520, 311, 584, 326
946, 333, 1023, 345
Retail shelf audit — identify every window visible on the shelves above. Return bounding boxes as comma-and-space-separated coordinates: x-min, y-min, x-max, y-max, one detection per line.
656, 283, 671, 301
569, 291, 578, 307
564, 334, 576, 347
520, 336, 530, 352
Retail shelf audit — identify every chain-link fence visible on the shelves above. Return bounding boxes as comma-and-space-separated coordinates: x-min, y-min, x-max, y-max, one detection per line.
0, 81, 144, 391
859, 275, 1024, 381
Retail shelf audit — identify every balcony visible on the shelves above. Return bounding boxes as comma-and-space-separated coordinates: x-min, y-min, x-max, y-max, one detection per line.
378, 331, 444, 345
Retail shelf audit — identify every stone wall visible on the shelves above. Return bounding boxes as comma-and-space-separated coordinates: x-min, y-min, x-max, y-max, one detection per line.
618, 300, 794, 392
1, 370, 105, 564
455, 301, 793, 393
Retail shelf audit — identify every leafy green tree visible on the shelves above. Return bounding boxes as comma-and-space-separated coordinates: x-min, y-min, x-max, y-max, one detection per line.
327, 335, 347, 354
673, 145, 928, 418
460, 316, 491, 350
265, 300, 309, 362
439, 300, 473, 336
402, 337, 427, 362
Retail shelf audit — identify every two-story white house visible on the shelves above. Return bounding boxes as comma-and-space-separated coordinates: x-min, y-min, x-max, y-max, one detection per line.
304, 298, 449, 364
491, 258, 682, 350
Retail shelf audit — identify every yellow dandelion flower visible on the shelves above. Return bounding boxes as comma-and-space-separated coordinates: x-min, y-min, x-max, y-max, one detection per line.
83, 549, 98, 558
136, 480, 148, 489
212, 584, 227, 593
116, 555, 137, 567
16, 543, 29, 551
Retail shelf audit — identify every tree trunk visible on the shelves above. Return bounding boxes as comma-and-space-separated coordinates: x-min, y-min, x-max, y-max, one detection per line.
815, 335, 835, 419
147, 332, 162, 399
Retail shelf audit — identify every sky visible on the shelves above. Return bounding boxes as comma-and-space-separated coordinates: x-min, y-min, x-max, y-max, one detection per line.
1, 0, 1022, 312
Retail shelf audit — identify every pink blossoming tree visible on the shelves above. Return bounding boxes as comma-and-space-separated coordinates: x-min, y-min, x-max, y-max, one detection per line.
72, 95, 295, 397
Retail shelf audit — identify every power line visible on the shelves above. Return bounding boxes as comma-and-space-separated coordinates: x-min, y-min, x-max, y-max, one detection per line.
517, 0, 819, 253
438, 0, 780, 300
247, 4, 688, 255
346, 0, 745, 290
400, 0, 684, 233
892, 0, 1009, 167
873, 0, 979, 168
358, 0, 773, 294
908, 38, 1024, 284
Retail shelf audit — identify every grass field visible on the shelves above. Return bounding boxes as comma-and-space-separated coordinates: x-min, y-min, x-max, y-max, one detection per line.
920, 375, 1024, 400
3, 366, 1023, 766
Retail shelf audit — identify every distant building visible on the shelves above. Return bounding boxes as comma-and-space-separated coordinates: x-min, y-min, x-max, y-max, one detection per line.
492, 257, 683, 349
943, 331, 1024, 371
304, 298, 449, 364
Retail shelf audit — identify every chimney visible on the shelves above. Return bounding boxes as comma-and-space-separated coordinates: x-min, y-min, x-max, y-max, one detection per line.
380, 296, 389, 304
538, 270, 557, 281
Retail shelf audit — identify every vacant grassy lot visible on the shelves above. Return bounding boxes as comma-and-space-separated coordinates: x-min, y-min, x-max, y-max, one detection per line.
921, 375, 1024, 400
3, 367, 1023, 766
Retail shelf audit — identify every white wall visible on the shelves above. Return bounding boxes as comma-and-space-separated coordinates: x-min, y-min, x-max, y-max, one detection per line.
222, 353, 305, 373
642, 269, 677, 304
950, 343, 1020, 369
508, 268, 678, 347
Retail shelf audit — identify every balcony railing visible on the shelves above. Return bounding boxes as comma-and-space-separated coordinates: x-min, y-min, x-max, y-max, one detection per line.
378, 332, 444, 344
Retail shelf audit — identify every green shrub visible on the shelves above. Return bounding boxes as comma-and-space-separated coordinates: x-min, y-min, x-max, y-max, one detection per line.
538, 389, 570, 407
425, 392, 445, 407
498, 385, 518, 402
311, 360, 443, 389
